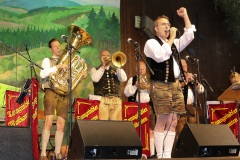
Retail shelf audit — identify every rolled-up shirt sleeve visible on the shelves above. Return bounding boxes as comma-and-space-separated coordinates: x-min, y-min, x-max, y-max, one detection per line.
40, 58, 58, 79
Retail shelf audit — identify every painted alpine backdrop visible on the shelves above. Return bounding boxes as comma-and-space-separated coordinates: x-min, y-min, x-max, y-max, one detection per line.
0, 0, 120, 116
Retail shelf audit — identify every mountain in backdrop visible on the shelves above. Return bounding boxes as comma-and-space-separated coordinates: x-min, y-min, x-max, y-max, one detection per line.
0, 0, 120, 11
0, 0, 80, 11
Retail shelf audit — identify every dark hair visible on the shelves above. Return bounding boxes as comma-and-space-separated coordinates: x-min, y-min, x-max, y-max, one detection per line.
48, 38, 60, 48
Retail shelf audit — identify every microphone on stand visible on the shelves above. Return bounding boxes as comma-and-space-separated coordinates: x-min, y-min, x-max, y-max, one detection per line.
127, 38, 138, 45
186, 55, 199, 63
61, 35, 69, 43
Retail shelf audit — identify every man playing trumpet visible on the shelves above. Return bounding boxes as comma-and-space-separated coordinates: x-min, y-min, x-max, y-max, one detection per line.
90, 49, 127, 120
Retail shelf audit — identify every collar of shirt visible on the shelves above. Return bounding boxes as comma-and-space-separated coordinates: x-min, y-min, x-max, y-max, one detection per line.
104, 65, 110, 70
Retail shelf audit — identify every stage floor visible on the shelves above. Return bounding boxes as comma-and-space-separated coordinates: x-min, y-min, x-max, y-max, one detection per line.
46, 145, 240, 160
94, 157, 239, 160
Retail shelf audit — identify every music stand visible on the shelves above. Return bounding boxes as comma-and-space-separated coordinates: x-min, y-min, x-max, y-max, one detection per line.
218, 82, 240, 142
218, 83, 240, 101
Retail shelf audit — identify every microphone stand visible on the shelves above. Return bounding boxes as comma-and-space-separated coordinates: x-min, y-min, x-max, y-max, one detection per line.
25, 44, 40, 127
194, 59, 214, 124
202, 83, 209, 124
195, 61, 201, 124
64, 39, 74, 137
200, 73, 214, 93
133, 43, 142, 141
193, 74, 199, 124
131, 42, 154, 142
0, 40, 43, 127
25, 44, 40, 82
63, 36, 81, 137
199, 72, 214, 124
0, 40, 43, 70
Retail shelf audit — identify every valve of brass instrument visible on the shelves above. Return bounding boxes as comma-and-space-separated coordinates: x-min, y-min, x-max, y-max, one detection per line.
139, 74, 150, 90
103, 56, 111, 64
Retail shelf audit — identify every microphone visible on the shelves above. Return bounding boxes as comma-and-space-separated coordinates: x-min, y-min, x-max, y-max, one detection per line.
186, 55, 199, 63
193, 74, 197, 79
165, 30, 170, 33
165, 28, 178, 33
61, 35, 68, 43
127, 38, 138, 45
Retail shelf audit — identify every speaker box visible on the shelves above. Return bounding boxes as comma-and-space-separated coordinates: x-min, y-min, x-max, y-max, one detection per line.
67, 120, 142, 159
172, 123, 240, 158
0, 126, 33, 160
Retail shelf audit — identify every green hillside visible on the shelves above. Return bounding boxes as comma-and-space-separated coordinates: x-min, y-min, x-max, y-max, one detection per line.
0, 5, 119, 30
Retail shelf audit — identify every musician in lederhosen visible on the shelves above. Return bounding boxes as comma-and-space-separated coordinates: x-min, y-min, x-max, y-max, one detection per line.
90, 49, 127, 120
176, 59, 204, 139
144, 7, 196, 158
124, 61, 156, 158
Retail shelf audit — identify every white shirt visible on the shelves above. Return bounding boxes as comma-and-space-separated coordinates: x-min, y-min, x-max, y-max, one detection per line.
144, 25, 196, 78
90, 66, 127, 83
124, 77, 150, 103
187, 83, 204, 104
40, 58, 58, 79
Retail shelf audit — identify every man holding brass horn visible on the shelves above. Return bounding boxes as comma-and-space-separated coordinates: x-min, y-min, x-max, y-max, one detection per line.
40, 38, 87, 160
176, 59, 204, 139
90, 49, 127, 120
124, 61, 156, 158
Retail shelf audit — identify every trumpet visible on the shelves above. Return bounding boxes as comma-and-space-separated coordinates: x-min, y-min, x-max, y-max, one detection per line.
103, 51, 127, 68
103, 56, 112, 63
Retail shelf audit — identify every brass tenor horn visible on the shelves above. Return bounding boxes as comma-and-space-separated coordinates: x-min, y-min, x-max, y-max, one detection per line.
112, 51, 127, 68
139, 74, 150, 90
49, 25, 92, 95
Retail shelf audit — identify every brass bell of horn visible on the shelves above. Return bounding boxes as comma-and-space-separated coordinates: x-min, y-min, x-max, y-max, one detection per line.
111, 51, 127, 68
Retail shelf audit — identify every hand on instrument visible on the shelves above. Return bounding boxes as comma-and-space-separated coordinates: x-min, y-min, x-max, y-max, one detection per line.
57, 64, 68, 71
186, 72, 194, 82
82, 70, 87, 78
